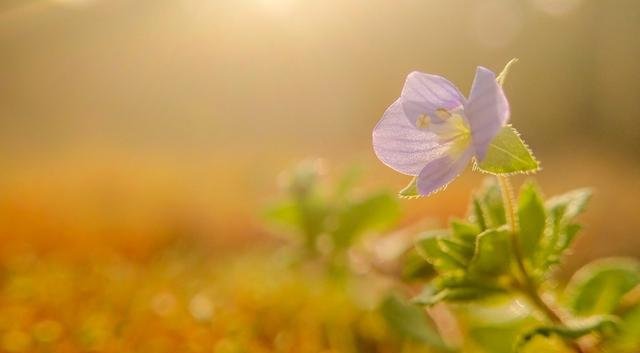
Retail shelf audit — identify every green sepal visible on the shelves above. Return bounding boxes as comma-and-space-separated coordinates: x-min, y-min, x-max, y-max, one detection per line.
474, 126, 540, 175
399, 176, 421, 199
473, 59, 540, 176
496, 58, 519, 86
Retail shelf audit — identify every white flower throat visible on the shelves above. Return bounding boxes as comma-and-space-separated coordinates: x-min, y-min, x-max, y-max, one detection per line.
417, 107, 472, 157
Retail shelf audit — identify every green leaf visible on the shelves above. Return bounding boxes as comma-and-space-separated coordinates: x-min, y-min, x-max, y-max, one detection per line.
517, 182, 546, 259
475, 126, 540, 175
450, 219, 481, 241
402, 247, 437, 282
471, 178, 506, 229
565, 258, 640, 316
470, 227, 511, 276
546, 188, 592, 223
517, 315, 620, 350
604, 305, 640, 353
413, 277, 505, 306
380, 294, 451, 350
399, 177, 420, 199
415, 231, 467, 272
413, 285, 495, 306
470, 197, 488, 231
471, 326, 531, 353
332, 191, 400, 247
534, 188, 592, 272
440, 235, 475, 258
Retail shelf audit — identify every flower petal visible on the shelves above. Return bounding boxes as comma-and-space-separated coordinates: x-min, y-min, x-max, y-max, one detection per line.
401, 71, 466, 127
416, 149, 472, 196
373, 99, 447, 176
465, 66, 510, 160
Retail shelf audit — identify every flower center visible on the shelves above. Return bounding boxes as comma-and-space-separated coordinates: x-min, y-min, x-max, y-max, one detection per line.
418, 108, 472, 157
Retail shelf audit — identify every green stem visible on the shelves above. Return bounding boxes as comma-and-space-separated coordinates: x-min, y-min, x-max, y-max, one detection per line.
497, 175, 586, 353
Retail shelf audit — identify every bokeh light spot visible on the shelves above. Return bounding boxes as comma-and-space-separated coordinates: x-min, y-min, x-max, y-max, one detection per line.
189, 292, 214, 322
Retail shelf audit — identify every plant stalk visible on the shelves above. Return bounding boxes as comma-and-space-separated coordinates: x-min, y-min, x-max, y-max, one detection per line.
497, 175, 586, 353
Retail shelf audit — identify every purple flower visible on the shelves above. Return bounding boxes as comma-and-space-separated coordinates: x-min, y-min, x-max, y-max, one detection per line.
373, 67, 509, 196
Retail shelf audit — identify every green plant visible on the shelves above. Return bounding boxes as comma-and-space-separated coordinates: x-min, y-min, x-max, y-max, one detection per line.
373, 60, 640, 352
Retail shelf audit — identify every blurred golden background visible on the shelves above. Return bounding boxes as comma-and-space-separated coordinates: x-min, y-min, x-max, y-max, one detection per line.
0, 0, 639, 351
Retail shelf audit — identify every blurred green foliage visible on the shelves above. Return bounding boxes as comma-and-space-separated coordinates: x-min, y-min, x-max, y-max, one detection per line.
264, 162, 640, 352
265, 161, 451, 351
265, 160, 401, 270
380, 295, 450, 351
566, 258, 640, 317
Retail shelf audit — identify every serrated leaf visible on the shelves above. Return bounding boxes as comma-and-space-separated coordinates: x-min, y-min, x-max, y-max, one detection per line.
421, 273, 506, 304
438, 237, 474, 266
534, 188, 592, 274
380, 294, 451, 350
470, 228, 511, 276
399, 176, 420, 199
402, 248, 437, 281
517, 182, 546, 259
471, 178, 506, 228
566, 258, 640, 316
415, 231, 467, 272
470, 197, 488, 231
546, 188, 592, 222
517, 315, 620, 350
413, 277, 505, 306
475, 126, 540, 175
450, 219, 481, 241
